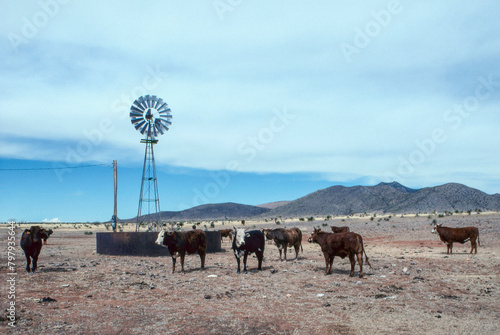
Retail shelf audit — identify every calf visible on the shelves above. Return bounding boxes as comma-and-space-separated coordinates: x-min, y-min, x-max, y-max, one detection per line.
330, 226, 350, 233
232, 227, 265, 274
219, 228, 233, 243
20, 226, 45, 273
432, 224, 480, 254
262, 227, 303, 261
41, 229, 53, 244
308, 228, 371, 278
155, 229, 207, 273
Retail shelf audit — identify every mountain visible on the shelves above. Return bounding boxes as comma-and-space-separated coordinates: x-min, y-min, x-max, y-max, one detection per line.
121, 182, 500, 222
264, 182, 500, 217
257, 201, 291, 209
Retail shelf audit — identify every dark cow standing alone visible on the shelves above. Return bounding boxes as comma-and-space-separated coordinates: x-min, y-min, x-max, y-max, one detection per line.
262, 227, 303, 261
219, 228, 233, 243
20, 226, 46, 273
308, 228, 372, 278
330, 226, 350, 233
432, 224, 480, 254
232, 228, 265, 274
155, 229, 207, 273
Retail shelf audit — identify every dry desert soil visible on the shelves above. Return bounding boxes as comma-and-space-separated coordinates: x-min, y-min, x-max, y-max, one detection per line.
1, 213, 499, 334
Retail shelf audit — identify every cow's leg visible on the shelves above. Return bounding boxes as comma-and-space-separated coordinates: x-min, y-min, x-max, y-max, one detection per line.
171, 256, 176, 273
257, 251, 263, 271
294, 245, 300, 260
243, 252, 248, 274
283, 245, 287, 261
25, 254, 31, 273
278, 247, 283, 261
349, 253, 356, 277
180, 253, 186, 272
199, 251, 206, 270
470, 238, 477, 254
448, 242, 453, 254
357, 252, 363, 278
32, 249, 41, 272
235, 255, 241, 274
322, 252, 330, 274
328, 256, 334, 275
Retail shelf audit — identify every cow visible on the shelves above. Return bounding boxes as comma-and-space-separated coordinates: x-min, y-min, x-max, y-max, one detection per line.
330, 226, 350, 233
41, 229, 53, 244
232, 227, 265, 274
219, 228, 233, 243
262, 227, 303, 261
20, 226, 45, 273
155, 229, 207, 273
431, 223, 480, 254
308, 228, 372, 278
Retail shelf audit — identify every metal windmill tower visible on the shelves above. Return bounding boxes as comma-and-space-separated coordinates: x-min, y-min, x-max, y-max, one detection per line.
130, 95, 172, 231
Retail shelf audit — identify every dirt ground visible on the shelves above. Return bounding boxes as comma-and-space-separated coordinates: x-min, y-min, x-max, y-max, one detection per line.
1, 213, 499, 334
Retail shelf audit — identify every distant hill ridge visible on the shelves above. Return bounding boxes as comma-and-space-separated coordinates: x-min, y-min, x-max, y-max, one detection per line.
124, 182, 500, 222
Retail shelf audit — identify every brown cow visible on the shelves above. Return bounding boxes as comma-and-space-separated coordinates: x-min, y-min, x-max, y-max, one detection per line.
155, 229, 207, 273
431, 224, 480, 254
330, 226, 350, 233
308, 228, 371, 278
219, 228, 233, 243
262, 227, 303, 261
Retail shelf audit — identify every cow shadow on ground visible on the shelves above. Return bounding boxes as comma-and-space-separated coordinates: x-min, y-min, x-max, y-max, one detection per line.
38, 266, 77, 273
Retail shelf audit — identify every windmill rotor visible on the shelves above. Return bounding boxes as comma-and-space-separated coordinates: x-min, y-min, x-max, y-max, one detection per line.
130, 95, 172, 137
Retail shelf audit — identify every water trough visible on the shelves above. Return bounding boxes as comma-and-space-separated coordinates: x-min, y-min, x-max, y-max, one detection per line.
96, 231, 222, 256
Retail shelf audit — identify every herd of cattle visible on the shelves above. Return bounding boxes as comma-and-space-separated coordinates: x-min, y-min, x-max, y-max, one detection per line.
21, 223, 481, 277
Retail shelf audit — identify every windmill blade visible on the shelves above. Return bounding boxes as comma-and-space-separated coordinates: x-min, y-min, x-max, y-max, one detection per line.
139, 122, 150, 135
130, 111, 143, 118
144, 95, 152, 108
134, 120, 146, 130
137, 96, 148, 110
151, 95, 158, 108
131, 116, 144, 124
133, 100, 146, 111
154, 97, 163, 109
154, 120, 165, 135
152, 124, 158, 137
157, 102, 168, 112
157, 119, 172, 131
131, 105, 145, 114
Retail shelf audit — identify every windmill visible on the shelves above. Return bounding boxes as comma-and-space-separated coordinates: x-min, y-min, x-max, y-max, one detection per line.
130, 95, 172, 231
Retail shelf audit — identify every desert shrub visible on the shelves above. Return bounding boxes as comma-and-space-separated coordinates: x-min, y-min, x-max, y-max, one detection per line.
321, 223, 328, 227
210, 222, 215, 228
307, 217, 314, 222
299, 218, 305, 221
84, 231, 93, 235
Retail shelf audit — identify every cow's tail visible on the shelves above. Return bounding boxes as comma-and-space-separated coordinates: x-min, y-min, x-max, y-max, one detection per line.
360, 236, 372, 269
478, 231, 481, 247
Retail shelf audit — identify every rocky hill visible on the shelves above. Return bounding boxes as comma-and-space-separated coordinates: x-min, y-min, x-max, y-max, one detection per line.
264, 182, 500, 217
122, 182, 500, 222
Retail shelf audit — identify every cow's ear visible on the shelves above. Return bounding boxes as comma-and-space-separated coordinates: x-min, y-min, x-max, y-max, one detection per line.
245, 233, 250, 238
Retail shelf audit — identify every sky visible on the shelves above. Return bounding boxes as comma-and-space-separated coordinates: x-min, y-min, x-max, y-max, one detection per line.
1, 1, 499, 222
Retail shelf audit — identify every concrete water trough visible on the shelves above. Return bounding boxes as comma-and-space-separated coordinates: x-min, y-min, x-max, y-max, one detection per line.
96, 231, 222, 256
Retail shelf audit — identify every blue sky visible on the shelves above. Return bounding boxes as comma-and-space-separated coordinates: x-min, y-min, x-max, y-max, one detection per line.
1, 1, 499, 222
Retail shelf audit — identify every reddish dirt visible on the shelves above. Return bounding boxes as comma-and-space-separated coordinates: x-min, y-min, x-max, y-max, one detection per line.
1, 213, 499, 334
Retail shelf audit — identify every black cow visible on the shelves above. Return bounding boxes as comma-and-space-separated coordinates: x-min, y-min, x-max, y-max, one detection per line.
20, 226, 45, 273
232, 227, 265, 274
155, 229, 207, 273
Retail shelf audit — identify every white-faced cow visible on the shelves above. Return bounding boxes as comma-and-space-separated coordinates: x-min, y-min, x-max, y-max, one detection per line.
232, 227, 265, 274
330, 226, 350, 233
155, 229, 207, 273
262, 227, 303, 261
41, 229, 53, 244
20, 226, 46, 273
308, 228, 371, 278
432, 223, 480, 254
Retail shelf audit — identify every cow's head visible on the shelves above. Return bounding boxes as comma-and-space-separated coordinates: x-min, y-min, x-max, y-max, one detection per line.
155, 230, 166, 246
308, 227, 322, 243
233, 227, 248, 248
262, 229, 273, 240
28, 226, 43, 243
431, 223, 442, 234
